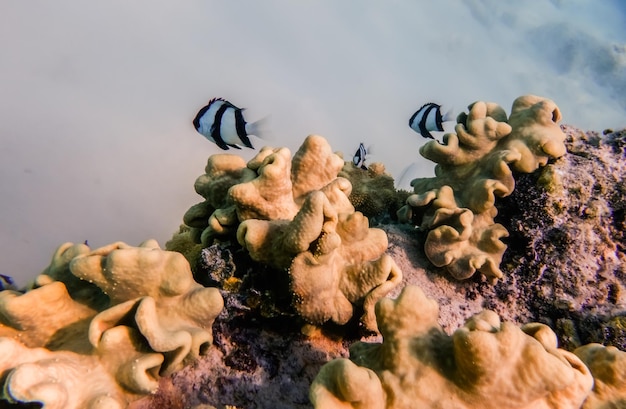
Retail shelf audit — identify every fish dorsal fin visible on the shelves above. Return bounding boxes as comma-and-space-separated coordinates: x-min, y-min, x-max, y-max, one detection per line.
213, 97, 241, 111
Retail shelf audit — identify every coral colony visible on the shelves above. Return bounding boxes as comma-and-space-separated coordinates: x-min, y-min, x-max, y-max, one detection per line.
312, 285, 595, 409
0, 240, 223, 407
398, 95, 567, 282
0, 95, 624, 408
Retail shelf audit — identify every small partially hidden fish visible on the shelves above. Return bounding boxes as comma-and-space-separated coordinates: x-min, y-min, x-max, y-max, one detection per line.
409, 102, 454, 140
352, 142, 369, 170
0, 273, 16, 291
193, 98, 267, 150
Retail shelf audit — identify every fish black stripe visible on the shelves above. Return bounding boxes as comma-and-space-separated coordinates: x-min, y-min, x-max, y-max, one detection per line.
419, 104, 437, 139
353, 150, 361, 165
434, 106, 444, 131
235, 109, 253, 148
408, 110, 420, 128
211, 103, 230, 150
193, 104, 211, 130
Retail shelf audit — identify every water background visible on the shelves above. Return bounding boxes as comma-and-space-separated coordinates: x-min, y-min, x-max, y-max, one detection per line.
1, 0, 625, 285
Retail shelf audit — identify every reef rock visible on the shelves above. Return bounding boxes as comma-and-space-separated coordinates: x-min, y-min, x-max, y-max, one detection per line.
494, 126, 625, 349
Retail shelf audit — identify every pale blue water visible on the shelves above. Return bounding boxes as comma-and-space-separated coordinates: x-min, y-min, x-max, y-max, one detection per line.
0, 0, 625, 286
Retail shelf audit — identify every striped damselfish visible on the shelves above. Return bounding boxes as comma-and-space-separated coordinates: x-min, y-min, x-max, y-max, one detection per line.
193, 98, 267, 150
408, 102, 454, 140
352, 142, 368, 170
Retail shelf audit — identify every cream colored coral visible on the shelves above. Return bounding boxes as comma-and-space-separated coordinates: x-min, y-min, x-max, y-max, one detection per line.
0, 338, 127, 409
576, 344, 626, 409
398, 95, 567, 281
506, 95, 567, 173
184, 134, 347, 246
229, 147, 300, 221
311, 285, 594, 409
0, 240, 223, 408
0, 280, 97, 348
238, 180, 402, 332
184, 154, 256, 243
290, 134, 346, 203
231, 136, 401, 332
179, 134, 401, 331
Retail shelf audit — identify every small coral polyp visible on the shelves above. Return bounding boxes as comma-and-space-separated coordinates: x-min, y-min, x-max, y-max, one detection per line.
183, 135, 402, 331
398, 95, 567, 282
0, 240, 223, 408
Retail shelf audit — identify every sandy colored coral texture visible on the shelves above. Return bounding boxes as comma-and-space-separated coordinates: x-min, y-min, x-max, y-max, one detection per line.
337, 160, 399, 219
398, 95, 567, 282
311, 285, 594, 409
575, 343, 626, 409
179, 135, 402, 332
0, 240, 223, 408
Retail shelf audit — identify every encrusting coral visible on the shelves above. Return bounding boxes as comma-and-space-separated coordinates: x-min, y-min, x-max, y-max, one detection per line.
311, 285, 595, 409
398, 95, 566, 282
337, 160, 399, 219
179, 135, 402, 331
0, 240, 223, 408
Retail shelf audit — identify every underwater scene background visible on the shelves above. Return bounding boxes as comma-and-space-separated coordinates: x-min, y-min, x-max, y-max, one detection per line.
1, 0, 625, 286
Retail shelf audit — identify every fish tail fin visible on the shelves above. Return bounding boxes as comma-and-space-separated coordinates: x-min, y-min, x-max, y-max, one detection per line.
442, 108, 455, 122
395, 162, 421, 191
246, 115, 273, 141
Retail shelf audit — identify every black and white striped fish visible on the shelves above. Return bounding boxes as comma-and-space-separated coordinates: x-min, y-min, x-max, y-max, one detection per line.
193, 98, 266, 150
408, 102, 454, 140
352, 142, 368, 170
